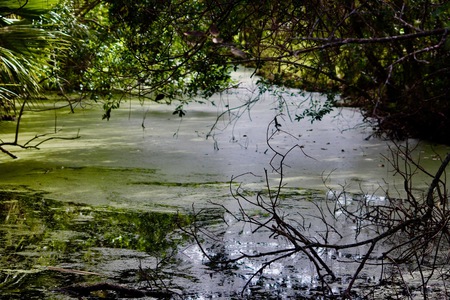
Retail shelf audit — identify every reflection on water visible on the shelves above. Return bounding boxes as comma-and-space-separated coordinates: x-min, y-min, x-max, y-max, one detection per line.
0, 186, 391, 299
0, 177, 449, 298
1, 70, 450, 298
0, 188, 191, 299
181, 184, 450, 299
178, 187, 382, 299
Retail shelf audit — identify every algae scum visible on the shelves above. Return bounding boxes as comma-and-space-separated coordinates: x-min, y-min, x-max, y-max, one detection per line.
1, 71, 450, 298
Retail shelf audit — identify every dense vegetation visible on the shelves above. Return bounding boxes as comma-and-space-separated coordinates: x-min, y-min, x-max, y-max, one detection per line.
1, 0, 449, 144
1, 2, 449, 298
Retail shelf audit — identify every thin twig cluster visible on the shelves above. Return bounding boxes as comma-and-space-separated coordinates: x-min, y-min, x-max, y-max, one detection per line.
188, 117, 450, 299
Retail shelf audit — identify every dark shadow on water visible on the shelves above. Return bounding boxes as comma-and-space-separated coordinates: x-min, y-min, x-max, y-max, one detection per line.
0, 187, 191, 299
3, 186, 447, 299
0, 186, 333, 299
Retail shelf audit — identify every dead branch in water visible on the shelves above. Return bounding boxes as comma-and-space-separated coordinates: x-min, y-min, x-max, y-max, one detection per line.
188, 117, 450, 299
0, 98, 81, 159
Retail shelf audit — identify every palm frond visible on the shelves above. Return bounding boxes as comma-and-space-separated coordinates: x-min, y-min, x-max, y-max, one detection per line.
0, 0, 60, 20
0, 24, 69, 55
0, 1, 70, 101
0, 46, 42, 97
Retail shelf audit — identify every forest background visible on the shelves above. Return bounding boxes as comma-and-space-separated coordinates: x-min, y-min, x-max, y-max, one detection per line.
0, 0, 449, 157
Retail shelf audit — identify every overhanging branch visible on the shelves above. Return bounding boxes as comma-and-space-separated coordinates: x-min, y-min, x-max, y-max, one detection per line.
294, 28, 449, 55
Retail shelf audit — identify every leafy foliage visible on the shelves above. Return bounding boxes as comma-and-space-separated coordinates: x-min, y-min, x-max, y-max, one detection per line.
104, 0, 236, 100
236, 0, 450, 142
2, 0, 450, 144
0, 0, 68, 116
294, 93, 337, 123
97, 0, 450, 142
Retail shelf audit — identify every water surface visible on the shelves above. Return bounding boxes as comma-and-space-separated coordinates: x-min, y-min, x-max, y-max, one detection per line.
2, 78, 447, 207
1, 70, 449, 298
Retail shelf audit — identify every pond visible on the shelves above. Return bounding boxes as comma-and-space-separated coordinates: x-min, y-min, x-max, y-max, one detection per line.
1, 70, 449, 299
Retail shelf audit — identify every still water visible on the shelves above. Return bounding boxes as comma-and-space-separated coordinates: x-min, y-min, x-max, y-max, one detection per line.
0, 71, 449, 298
